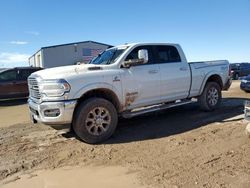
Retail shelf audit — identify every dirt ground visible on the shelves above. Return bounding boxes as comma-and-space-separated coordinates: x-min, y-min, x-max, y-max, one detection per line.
0, 99, 30, 128
1, 166, 144, 188
0, 81, 249, 188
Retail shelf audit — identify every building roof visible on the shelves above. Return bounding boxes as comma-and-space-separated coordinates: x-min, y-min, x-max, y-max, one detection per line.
30, 40, 113, 58
41, 40, 113, 50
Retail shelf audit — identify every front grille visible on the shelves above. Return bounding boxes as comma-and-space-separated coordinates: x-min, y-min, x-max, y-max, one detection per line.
28, 77, 41, 99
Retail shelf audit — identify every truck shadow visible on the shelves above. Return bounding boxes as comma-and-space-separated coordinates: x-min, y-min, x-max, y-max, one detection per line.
104, 97, 247, 144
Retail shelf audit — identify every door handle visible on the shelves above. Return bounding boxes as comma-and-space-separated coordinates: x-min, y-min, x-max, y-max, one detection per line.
179, 67, 188, 71
148, 70, 158, 74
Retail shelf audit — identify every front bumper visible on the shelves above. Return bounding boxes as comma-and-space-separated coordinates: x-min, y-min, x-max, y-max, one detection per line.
28, 99, 77, 125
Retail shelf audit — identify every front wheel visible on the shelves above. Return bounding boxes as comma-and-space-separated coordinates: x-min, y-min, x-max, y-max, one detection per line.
198, 82, 222, 111
73, 98, 118, 144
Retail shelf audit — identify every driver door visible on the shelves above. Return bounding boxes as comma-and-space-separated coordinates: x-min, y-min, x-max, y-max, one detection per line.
121, 45, 161, 110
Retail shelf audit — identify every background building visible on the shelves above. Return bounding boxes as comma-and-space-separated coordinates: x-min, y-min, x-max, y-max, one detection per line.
29, 41, 112, 68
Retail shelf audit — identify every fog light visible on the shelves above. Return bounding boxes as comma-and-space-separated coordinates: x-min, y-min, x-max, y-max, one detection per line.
44, 109, 60, 117
244, 101, 250, 121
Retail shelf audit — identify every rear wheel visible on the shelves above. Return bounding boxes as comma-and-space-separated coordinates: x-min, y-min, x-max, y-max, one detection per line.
73, 98, 118, 144
198, 82, 222, 111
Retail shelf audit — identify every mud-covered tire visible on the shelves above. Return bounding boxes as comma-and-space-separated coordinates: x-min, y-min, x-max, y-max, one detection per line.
198, 82, 222, 111
73, 98, 118, 144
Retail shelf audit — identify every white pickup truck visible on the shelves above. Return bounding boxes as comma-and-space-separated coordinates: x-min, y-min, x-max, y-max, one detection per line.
28, 43, 231, 143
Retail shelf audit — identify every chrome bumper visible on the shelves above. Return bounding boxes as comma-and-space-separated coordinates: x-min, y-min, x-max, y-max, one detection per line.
28, 99, 77, 125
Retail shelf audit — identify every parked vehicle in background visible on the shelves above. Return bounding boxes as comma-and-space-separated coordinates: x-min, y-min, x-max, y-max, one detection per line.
28, 42, 231, 143
0, 67, 42, 99
230, 63, 250, 80
240, 75, 250, 92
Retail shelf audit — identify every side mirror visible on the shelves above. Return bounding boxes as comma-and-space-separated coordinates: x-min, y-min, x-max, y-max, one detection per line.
138, 49, 148, 64
123, 49, 149, 67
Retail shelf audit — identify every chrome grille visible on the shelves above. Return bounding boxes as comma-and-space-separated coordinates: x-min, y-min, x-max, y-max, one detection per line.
28, 77, 41, 99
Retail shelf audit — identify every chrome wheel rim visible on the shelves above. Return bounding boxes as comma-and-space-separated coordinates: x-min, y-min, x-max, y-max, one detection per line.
85, 107, 111, 136
207, 87, 219, 106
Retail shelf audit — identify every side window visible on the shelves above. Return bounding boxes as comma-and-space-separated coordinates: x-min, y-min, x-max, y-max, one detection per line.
245, 64, 250, 70
18, 69, 32, 80
240, 64, 244, 70
155, 45, 181, 63
125, 46, 154, 65
0, 70, 17, 81
240, 64, 247, 70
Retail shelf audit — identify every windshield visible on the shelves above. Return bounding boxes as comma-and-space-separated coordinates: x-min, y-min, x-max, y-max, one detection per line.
89, 48, 125, 65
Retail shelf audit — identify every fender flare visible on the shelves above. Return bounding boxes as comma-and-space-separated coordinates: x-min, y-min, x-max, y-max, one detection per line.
198, 71, 223, 95
72, 82, 123, 108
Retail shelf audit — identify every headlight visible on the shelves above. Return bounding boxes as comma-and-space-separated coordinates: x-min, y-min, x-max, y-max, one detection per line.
39, 79, 71, 97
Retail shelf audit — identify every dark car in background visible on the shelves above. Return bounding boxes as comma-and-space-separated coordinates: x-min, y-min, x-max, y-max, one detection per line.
230, 63, 250, 80
0, 67, 42, 99
240, 75, 250, 92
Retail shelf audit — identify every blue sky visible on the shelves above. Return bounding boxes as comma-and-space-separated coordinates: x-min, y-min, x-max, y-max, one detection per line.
0, 0, 250, 67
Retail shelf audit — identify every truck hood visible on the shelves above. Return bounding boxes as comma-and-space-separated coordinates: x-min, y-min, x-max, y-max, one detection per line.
31, 64, 102, 80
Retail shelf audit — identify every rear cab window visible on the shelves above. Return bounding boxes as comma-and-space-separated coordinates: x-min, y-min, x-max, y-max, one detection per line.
155, 45, 181, 64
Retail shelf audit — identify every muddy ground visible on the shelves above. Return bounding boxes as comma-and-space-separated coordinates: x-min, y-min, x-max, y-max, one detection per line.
0, 81, 249, 188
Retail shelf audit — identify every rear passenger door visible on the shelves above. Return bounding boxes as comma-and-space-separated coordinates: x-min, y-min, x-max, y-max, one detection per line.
155, 45, 191, 102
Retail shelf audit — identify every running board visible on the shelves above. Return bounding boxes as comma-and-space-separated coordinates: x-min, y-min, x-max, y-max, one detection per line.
122, 99, 194, 118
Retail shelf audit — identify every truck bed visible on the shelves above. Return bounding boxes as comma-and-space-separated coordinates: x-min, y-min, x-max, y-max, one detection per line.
189, 60, 229, 68
188, 60, 230, 98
